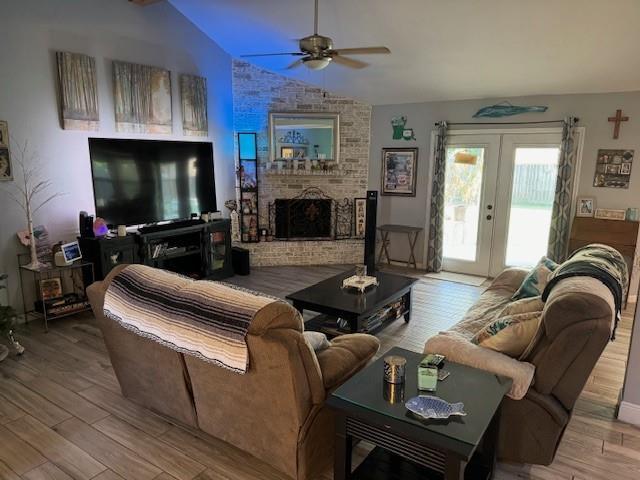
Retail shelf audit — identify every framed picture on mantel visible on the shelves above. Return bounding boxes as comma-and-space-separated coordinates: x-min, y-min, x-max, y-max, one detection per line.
381, 147, 418, 196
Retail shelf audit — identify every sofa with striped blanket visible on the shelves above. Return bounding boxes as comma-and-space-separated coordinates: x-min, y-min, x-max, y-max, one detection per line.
87, 264, 380, 480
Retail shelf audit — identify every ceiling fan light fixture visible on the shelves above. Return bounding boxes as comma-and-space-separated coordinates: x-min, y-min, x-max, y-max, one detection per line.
303, 57, 331, 70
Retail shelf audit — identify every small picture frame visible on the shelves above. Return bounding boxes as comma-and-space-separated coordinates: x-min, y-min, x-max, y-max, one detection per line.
40, 278, 63, 300
576, 197, 595, 217
281, 146, 294, 159
594, 208, 626, 221
605, 164, 620, 175
353, 198, 367, 238
61, 240, 83, 264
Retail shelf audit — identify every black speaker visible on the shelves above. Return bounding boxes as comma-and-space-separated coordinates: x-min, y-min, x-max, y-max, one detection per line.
232, 246, 251, 276
364, 190, 378, 274
79, 211, 94, 238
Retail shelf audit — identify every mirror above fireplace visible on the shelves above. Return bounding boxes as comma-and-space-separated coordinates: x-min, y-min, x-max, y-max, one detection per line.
268, 112, 340, 167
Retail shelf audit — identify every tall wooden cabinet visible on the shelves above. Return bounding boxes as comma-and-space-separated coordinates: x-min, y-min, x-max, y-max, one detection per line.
569, 216, 639, 300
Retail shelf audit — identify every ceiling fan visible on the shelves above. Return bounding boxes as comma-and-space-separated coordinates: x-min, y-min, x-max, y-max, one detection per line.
240, 0, 390, 70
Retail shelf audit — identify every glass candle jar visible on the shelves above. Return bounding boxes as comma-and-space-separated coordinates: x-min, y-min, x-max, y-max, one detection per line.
383, 355, 407, 384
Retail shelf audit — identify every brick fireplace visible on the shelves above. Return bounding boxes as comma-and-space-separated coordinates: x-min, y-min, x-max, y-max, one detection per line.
232, 60, 372, 266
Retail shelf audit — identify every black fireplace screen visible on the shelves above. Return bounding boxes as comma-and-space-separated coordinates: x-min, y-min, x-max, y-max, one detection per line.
269, 187, 355, 241
275, 199, 332, 239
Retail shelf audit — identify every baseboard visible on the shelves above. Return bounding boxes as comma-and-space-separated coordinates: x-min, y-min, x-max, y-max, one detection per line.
618, 401, 640, 426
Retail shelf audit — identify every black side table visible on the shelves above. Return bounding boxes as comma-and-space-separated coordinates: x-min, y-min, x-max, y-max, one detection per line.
328, 347, 512, 479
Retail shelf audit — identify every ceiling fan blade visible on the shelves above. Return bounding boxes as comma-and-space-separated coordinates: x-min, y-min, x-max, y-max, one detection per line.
331, 55, 368, 69
240, 52, 305, 58
285, 58, 305, 70
329, 47, 390, 55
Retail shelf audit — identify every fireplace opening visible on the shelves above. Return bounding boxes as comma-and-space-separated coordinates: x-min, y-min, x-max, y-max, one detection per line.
275, 199, 332, 240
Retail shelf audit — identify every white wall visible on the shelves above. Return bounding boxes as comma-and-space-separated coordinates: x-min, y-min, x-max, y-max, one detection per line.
0, 0, 235, 308
369, 92, 640, 291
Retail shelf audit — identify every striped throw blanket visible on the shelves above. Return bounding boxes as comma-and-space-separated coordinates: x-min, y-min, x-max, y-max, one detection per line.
103, 265, 277, 374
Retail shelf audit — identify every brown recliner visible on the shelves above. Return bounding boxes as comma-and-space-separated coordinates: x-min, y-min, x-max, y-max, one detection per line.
87, 265, 380, 480
493, 268, 614, 465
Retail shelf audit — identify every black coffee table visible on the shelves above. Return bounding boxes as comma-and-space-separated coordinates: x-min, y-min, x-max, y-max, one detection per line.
327, 347, 512, 480
286, 270, 417, 335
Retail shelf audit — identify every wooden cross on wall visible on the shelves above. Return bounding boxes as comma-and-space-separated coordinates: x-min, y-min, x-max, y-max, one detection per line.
608, 109, 629, 139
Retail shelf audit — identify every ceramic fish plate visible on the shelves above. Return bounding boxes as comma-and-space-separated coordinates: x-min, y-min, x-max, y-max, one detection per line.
405, 395, 466, 420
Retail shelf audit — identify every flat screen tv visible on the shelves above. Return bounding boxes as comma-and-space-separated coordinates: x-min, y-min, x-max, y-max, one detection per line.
88, 138, 217, 226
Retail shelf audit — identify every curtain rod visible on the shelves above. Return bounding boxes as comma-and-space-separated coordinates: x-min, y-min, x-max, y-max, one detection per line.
437, 118, 578, 126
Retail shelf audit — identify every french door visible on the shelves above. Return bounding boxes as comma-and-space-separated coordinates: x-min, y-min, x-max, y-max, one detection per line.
440, 131, 563, 277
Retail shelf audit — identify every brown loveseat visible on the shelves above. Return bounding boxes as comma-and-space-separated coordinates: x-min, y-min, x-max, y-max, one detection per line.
430, 268, 614, 465
87, 265, 380, 480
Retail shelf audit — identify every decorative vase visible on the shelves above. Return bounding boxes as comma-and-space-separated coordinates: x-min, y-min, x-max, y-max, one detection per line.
24, 214, 46, 270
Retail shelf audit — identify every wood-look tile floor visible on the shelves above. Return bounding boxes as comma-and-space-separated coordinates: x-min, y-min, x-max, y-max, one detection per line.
0, 264, 638, 480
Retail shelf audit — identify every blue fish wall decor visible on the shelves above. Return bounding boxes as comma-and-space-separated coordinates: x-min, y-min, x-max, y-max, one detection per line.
473, 102, 548, 118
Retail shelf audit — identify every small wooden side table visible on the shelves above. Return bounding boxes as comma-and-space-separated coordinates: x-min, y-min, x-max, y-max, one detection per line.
377, 224, 423, 269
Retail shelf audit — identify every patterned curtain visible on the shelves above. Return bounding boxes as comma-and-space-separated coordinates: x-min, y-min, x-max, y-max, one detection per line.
547, 116, 578, 263
426, 121, 449, 272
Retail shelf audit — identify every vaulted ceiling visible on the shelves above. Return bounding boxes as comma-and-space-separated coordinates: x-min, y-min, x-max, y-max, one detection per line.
169, 0, 640, 105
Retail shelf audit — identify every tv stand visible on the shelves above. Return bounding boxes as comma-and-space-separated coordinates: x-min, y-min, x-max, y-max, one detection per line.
137, 219, 205, 234
79, 220, 233, 281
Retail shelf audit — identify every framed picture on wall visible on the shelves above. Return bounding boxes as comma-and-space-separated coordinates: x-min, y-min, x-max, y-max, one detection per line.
0, 120, 12, 181
576, 197, 595, 217
593, 149, 634, 189
353, 198, 367, 238
381, 148, 418, 196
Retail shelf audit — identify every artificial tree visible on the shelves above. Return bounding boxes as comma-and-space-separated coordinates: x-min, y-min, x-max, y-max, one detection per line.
3, 140, 65, 269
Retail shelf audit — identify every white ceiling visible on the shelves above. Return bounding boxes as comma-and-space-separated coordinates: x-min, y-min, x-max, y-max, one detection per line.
169, 0, 640, 105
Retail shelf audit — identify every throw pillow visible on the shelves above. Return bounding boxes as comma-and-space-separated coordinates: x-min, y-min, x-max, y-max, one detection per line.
303, 331, 331, 352
501, 296, 544, 316
511, 256, 558, 301
472, 311, 543, 358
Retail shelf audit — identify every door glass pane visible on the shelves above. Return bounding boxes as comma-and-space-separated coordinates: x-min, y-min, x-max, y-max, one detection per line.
443, 147, 485, 261
505, 147, 560, 268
